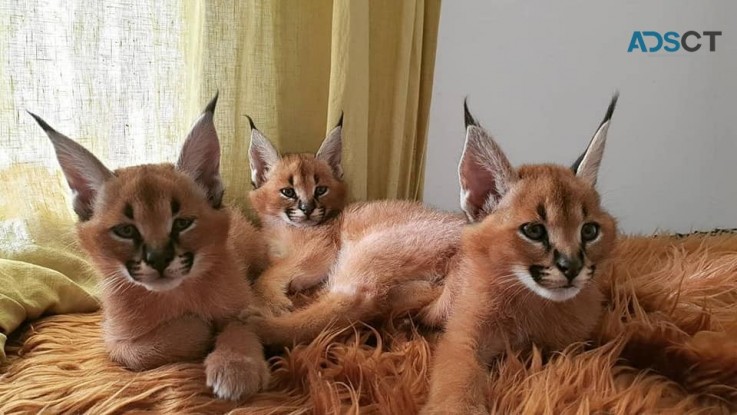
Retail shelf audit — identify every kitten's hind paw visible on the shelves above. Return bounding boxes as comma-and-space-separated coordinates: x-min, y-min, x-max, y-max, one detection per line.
204, 349, 270, 401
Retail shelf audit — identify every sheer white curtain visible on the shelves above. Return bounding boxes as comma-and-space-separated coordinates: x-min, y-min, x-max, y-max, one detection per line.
1, 1, 191, 249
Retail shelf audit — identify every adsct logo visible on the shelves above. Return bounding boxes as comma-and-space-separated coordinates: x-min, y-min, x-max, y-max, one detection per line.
628, 31, 722, 53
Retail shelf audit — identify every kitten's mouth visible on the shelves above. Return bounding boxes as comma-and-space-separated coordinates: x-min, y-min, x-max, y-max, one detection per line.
539, 279, 585, 291
123, 252, 195, 292
514, 265, 584, 303
550, 283, 577, 290
284, 209, 325, 227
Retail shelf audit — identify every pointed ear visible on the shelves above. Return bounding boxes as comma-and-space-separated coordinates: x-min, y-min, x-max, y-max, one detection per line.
572, 93, 618, 186
176, 93, 224, 208
315, 112, 343, 179
458, 102, 517, 222
28, 111, 113, 221
247, 115, 280, 188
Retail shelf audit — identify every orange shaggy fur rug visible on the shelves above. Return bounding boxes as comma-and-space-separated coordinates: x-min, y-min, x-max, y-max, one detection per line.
2, 233, 737, 414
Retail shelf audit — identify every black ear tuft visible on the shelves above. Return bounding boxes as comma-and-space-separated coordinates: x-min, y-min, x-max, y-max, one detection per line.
336, 111, 344, 128
464, 98, 479, 128
27, 111, 55, 133
245, 114, 258, 131
601, 91, 619, 126
204, 91, 219, 114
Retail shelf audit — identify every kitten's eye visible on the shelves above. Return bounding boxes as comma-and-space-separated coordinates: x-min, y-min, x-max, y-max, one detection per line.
581, 222, 600, 242
520, 223, 547, 241
280, 188, 296, 198
314, 186, 328, 197
173, 218, 194, 232
112, 224, 139, 239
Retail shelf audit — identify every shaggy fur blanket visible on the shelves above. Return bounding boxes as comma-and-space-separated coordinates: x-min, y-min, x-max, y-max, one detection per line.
1, 233, 736, 414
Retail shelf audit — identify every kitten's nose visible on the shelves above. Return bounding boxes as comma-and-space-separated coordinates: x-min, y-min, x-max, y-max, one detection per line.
554, 251, 583, 281
298, 201, 315, 216
144, 242, 175, 275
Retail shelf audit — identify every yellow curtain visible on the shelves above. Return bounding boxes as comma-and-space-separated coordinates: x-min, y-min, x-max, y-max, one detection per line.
182, 0, 440, 204
0, 0, 440, 359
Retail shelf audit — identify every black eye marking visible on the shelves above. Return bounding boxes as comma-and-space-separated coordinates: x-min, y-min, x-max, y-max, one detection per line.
280, 188, 296, 198
315, 186, 328, 197
314, 174, 320, 184
124, 204, 134, 220
520, 223, 548, 242
288, 176, 294, 186
112, 224, 140, 240
172, 217, 194, 233
536, 204, 547, 221
171, 199, 180, 215
581, 222, 600, 242
582, 206, 588, 218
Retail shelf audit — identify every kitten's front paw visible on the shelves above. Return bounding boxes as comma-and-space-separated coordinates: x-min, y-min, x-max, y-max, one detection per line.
204, 349, 270, 401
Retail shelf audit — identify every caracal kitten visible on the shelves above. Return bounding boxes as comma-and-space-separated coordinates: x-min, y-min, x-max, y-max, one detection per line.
29, 95, 270, 401
421, 95, 619, 414
246, 115, 466, 346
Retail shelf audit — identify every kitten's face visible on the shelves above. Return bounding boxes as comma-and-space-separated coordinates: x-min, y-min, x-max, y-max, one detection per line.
249, 154, 346, 226
32, 94, 226, 293
478, 166, 616, 302
78, 165, 229, 292
460, 94, 619, 302
248, 116, 346, 227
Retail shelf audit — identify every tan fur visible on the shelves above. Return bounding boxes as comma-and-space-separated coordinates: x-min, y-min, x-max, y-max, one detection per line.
249, 153, 346, 314
422, 165, 617, 414
248, 147, 465, 346
76, 164, 269, 399
2, 233, 737, 413
251, 196, 465, 346
31, 98, 270, 401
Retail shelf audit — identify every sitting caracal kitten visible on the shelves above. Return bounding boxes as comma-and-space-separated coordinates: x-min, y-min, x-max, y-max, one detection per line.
421, 95, 619, 414
29, 95, 270, 401
246, 115, 465, 346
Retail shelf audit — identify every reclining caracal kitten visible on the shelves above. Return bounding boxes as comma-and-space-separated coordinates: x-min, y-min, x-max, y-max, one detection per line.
246, 115, 466, 346
29, 95, 270, 401
421, 95, 619, 414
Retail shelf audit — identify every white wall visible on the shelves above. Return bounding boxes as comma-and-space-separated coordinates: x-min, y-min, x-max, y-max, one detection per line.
423, 1, 737, 234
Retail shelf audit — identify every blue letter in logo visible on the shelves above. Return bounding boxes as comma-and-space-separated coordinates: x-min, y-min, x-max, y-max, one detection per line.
663, 31, 680, 52
628, 31, 647, 52
643, 31, 663, 52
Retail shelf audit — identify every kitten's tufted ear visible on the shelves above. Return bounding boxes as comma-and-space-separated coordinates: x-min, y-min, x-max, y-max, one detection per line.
458, 100, 518, 222
315, 112, 343, 179
177, 92, 224, 208
29, 111, 113, 221
247, 115, 280, 188
572, 93, 618, 186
